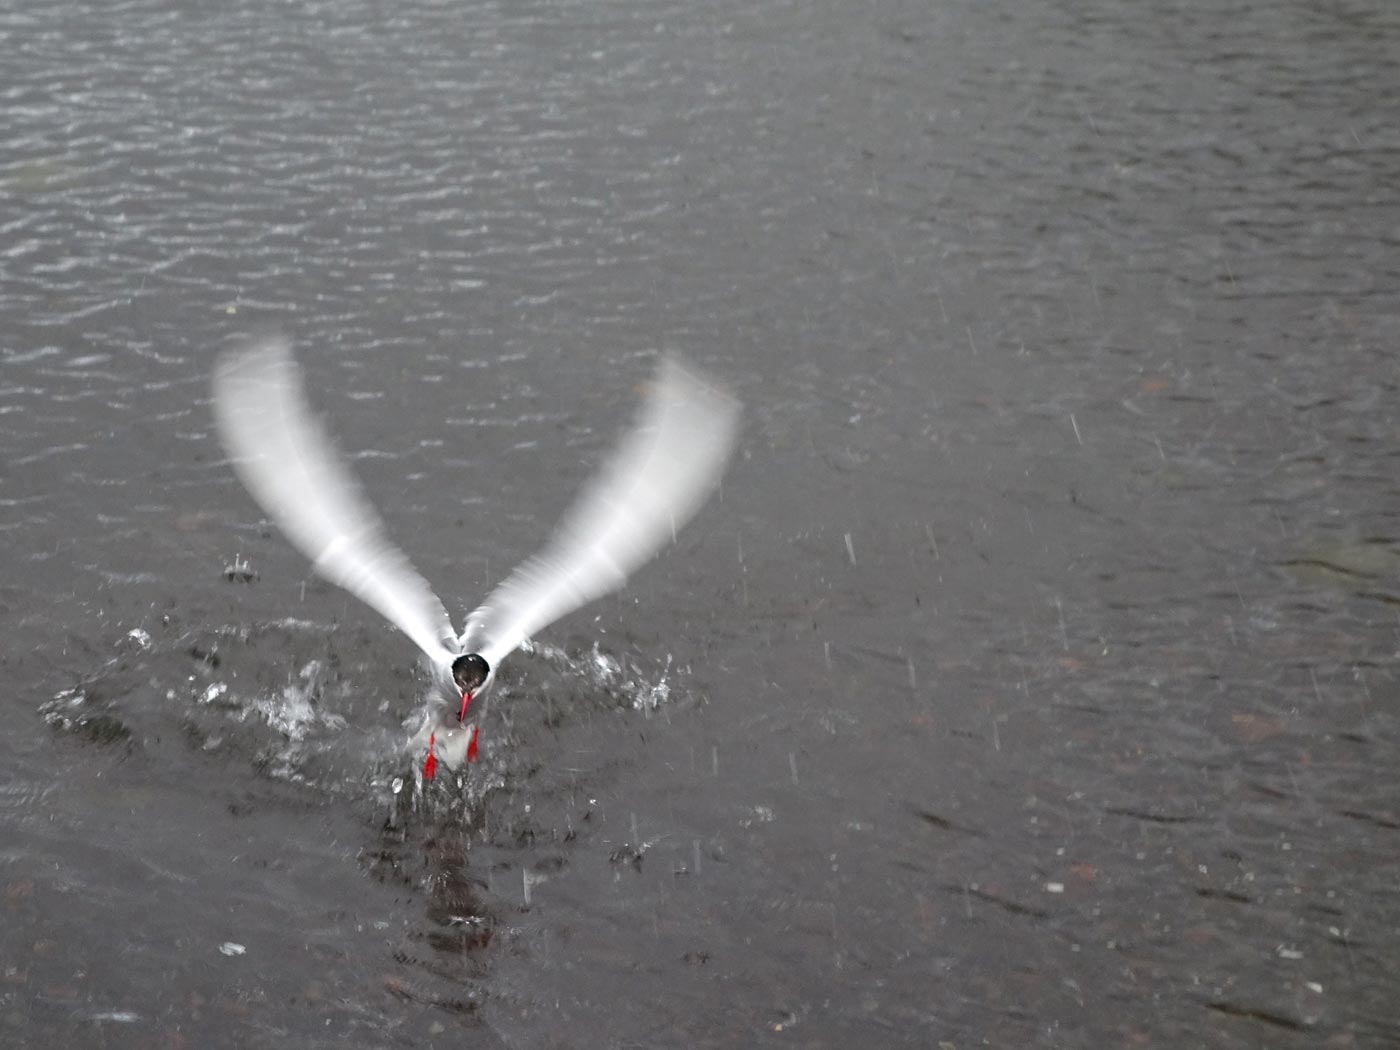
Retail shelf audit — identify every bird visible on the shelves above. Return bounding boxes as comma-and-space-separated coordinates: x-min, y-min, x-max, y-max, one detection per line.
211, 335, 740, 778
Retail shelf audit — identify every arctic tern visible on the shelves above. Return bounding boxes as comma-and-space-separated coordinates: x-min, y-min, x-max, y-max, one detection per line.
212, 336, 739, 777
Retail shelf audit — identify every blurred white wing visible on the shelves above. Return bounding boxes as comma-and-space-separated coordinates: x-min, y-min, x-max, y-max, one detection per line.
463, 356, 740, 668
212, 336, 459, 665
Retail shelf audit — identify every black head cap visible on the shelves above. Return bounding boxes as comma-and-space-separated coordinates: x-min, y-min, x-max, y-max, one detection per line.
451, 653, 490, 694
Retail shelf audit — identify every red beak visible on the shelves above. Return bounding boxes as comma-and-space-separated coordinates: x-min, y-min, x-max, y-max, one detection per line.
458, 690, 473, 723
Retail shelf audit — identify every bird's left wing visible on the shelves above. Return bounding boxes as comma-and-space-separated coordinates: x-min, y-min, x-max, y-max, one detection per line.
462, 355, 740, 668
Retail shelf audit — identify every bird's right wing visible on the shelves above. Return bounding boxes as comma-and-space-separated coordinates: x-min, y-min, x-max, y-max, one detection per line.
212, 336, 459, 666
462, 355, 740, 668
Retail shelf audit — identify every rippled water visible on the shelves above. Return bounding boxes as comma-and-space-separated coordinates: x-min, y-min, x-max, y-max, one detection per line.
4, 0, 1400, 1046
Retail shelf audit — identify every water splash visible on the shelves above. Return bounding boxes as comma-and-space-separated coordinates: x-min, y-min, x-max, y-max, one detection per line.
43, 617, 691, 813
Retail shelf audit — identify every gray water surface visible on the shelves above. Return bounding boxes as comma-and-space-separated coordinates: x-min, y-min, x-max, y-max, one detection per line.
3, 1, 1400, 1046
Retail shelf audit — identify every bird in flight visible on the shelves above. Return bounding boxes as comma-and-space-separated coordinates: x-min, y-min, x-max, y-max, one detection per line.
212, 336, 740, 778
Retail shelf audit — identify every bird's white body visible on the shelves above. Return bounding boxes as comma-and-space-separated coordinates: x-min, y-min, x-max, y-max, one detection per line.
212, 336, 739, 772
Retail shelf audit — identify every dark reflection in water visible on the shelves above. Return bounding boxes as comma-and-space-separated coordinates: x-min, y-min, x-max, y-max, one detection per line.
3, 0, 1400, 1046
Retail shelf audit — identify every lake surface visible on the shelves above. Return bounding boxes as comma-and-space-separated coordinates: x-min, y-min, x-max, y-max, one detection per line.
3, 0, 1399, 1046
